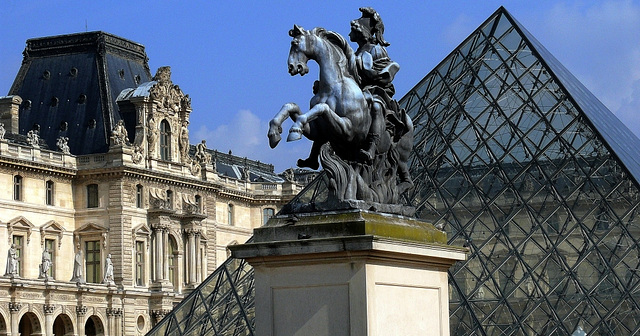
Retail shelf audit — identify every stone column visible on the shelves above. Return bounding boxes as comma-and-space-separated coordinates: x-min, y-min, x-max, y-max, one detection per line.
8, 302, 21, 336
76, 306, 87, 336
43, 304, 55, 336
153, 226, 164, 282
111, 308, 122, 336
162, 229, 169, 283
185, 229, 197, 285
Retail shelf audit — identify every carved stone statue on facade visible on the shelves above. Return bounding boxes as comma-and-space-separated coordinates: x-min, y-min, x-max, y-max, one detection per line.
103, 254, 115, 286
39, 247, 52, 280
283, 168, 296, 183
27, 129, 40, 148
267, 8, 414, 214
70, 245, 85, 284
110, 120, 129, 146
57, 136, 70, 154
194, 140, 212, 165
179, 121, 190, 162
149, 67, 191, 114
132, 144, 144, 164
241, 166, 251, 182
0, 123, 5, 141
4, 244, 18, 277
148, 116, 158, 154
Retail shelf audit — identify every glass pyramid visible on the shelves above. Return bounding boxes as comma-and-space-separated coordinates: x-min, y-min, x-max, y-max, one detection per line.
147, 7, 640, 335
147, 256, 255, 336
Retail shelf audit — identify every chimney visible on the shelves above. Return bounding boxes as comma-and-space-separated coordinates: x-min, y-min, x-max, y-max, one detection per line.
0, 95, 22, 134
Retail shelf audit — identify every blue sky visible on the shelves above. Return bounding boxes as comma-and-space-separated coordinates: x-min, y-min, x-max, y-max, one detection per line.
1, 1, 639, 172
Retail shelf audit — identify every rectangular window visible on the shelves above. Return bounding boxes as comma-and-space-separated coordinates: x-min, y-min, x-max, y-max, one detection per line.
46, 180, 54, 206
263, 208, 275, 225
87, 184, 99, 208
13, 235, 23, 276
85, 240, 101, 283
136, 241, 144, 286
45, 238, 55, 277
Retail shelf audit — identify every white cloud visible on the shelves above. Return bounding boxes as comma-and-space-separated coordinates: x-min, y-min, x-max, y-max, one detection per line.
192, 109, 312, 173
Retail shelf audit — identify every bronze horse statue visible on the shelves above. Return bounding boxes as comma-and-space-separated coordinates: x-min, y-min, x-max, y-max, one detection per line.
268, 25, 413, 206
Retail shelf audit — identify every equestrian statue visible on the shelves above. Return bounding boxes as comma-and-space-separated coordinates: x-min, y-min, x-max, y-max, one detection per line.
268, 7, 414, 214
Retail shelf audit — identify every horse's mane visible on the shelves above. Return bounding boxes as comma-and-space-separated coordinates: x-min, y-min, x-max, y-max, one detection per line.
312, 28, 355, 77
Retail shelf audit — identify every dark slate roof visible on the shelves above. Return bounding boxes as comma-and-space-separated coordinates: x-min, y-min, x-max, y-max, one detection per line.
8, 31, 152, 155
505, 7, 640, 185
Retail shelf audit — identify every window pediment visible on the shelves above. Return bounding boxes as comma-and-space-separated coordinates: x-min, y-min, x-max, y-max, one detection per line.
75, 222, 108, 249
7, 216, 35, 244
40, 220, 65, 249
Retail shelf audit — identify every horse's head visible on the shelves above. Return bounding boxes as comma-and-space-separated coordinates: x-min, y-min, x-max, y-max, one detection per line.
288, 25, 311, 76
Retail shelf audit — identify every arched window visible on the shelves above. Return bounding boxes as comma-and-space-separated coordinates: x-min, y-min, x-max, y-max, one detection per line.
13, 175, 23, 201
160, 120, 171, 161
136, 184, 143, 208
46, 180, 54, 206
263, 208, 275, 225
167, 236, 178, 289
195, 195, 202, 214
228, 204, 234, 226
166, 190, 173, 210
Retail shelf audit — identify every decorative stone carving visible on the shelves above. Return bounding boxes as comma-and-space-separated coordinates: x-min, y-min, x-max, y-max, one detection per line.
182, 194, 199, 214
39, 247, 53, 280
107, 308, 123, 317
27, 129, 40, 148
152, 309, 171, 323
241, 166, 250, 182
8, 302, 21, 312
147, 116, 158, 154
56, 136, 70, 154
43, 304, 55, 314
110, 120, 129, 146
179, 121, 190, 162
267, 8, 414, 214
194, 140, 212, 165
149, 66, 191, 113
150, 188, 167, 209
189, 161, 201, 176
132, 144, 144, 164
76, 305, 87, 316
4, 244, 18, 277
283, 168, 295, 183
184, 228, 201, 237
0, 123, 5, 140
103, 254, 115, 286
70, 245, 85, 284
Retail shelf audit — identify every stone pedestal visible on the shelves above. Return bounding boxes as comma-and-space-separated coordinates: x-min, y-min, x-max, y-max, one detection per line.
231, 210, 466, 336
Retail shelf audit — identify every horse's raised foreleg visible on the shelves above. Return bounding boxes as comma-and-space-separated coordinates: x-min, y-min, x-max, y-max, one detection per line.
287, 103, 353, 142
268, 103, 300, 148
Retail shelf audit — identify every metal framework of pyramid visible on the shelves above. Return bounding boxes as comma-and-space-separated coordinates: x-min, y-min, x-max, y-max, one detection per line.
147, 7, 640, 335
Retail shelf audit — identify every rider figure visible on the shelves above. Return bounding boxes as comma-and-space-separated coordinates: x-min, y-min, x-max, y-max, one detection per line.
349, 7, 407, 162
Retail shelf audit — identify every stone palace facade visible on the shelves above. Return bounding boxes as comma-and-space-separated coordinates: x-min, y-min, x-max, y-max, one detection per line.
0, 32, 300, 336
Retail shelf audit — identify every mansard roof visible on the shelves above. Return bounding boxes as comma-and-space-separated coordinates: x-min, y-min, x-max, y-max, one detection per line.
8, 31, 152, 155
